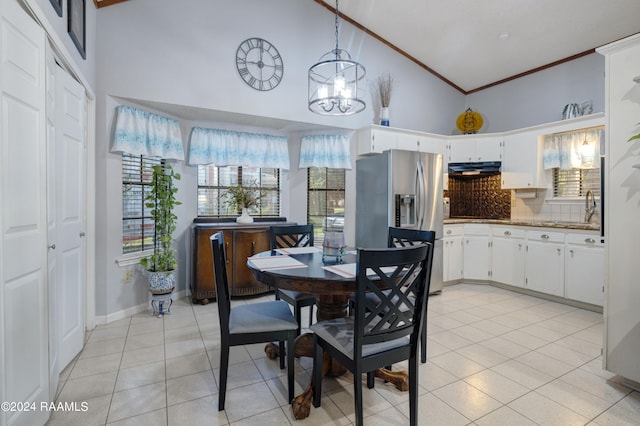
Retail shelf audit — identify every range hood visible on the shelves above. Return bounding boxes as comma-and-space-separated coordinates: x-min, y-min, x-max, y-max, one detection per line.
448, 161, 501, 176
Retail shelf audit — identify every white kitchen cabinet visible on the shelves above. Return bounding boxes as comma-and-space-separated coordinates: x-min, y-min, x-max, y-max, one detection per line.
565, 232, 604, 306
443, 225, 463, 282
448, 138, 477, 162
525, 230, 565, 296
448, 136, 503, 163
491, 226, 525, 287
476, 137, 504, 162
396, 132, 446, 155
462, 224, 491, 281
356, 125, 397, 155
501, 130, 545, 189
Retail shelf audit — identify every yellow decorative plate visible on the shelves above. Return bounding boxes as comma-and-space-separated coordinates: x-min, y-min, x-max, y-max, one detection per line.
456, 108, 483, 133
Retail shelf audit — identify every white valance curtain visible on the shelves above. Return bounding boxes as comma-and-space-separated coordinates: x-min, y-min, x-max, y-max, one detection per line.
543, 128, 603, 170
299, 134, 352, 169
188, 127, 290, 169
111, 105, 185, 160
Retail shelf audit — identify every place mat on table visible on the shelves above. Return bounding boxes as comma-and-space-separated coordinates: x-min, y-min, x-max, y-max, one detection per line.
248, 255, 308, 271
323, 263, 401, 279
274, 246, 322, 255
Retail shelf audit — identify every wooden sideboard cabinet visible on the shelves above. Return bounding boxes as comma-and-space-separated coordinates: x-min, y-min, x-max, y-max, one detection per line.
191, 220, 290, 304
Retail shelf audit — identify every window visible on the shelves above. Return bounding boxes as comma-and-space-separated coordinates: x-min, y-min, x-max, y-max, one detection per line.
122, 154, 163, 254
553, 168, 600, 198
197, 165, 280, 216
307, 167, 345, 245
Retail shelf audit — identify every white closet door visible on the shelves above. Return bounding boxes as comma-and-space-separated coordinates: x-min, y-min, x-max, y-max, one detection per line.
0, 0, 49, 425
54, 63, 86, 370
45, 42, 59, 402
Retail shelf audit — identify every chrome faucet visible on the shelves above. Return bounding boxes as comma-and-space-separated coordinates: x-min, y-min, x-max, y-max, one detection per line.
585, 190, 596, 223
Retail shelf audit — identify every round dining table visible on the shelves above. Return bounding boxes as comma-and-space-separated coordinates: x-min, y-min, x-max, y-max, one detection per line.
247, 249, 409, 420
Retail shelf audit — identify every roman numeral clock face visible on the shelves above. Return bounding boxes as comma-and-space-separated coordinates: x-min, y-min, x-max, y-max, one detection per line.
235, 38, 284, 91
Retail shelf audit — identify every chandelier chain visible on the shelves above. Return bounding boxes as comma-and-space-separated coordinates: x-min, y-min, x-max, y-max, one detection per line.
334, 0, 340, 53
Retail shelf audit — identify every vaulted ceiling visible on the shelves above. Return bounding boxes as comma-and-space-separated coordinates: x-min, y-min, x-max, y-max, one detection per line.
318, 0, 640, 93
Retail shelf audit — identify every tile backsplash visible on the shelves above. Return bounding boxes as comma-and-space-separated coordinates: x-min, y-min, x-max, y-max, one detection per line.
445, 175, 599, 224
445, 174, 511, 218
510, 189, 600, 224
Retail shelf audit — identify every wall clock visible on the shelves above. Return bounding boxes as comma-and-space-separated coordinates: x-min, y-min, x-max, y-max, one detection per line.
235, 37, 284, 91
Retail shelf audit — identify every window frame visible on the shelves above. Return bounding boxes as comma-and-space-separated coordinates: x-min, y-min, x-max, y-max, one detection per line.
552, 167, 600, 200
307, 167, 346, 246
196, 165, 281, 217
121, 153, 164, 255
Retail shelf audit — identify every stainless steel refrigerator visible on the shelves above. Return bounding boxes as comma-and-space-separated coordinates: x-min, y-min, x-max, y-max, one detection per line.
356, 149, 444, 293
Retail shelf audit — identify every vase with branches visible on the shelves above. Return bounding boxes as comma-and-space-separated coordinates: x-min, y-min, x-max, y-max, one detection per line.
223, 181, 262, 223
377, 73, 393, 126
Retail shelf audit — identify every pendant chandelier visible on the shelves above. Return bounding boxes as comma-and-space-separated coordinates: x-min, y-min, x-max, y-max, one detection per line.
308, 0, 366, 116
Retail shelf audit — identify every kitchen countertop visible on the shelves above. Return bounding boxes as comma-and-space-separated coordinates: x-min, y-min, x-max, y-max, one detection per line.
444, 218, 600, 231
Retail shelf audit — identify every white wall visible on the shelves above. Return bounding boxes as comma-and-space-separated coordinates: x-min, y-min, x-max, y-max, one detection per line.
94, 0, 464, 318
466, 53, 604, 133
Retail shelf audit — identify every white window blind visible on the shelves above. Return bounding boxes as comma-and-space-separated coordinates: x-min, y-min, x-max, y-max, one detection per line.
122, 154, 164, 254
552, 168, 600, 198
197, 165, 280, 217
307, 167, 345, 246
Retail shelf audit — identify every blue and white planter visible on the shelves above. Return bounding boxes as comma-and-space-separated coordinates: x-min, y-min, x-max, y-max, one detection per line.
148, 270, 176, 316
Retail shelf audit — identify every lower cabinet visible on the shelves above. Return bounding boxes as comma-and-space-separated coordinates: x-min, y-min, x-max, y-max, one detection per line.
448, 223, 603, 307
565, 233, 604, 305
443, 225, 463, 282
462, 224, 491, 281
491, 227, 525, 287
524, 230, 565, 297
191, 223, 275, 304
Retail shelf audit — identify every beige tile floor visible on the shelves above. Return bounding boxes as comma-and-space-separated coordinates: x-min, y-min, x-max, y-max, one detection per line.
46, 283, 640, 425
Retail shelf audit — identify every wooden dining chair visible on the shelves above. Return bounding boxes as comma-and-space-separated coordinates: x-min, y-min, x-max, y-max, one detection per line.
311, 243, 434, 426
269, 224, 317, 335
210, 232, 298, 411
350, 227, 436, 363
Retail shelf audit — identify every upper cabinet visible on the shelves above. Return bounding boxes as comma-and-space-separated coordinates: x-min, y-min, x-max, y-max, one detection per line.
501, 130, 545, 189
357, 125, 447, 157
396, 132, 446, 155
447, 136, 503, 163
356, 126, 398, 156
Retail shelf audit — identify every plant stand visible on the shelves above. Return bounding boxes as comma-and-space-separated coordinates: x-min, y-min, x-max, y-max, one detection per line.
151, 289, 174, 317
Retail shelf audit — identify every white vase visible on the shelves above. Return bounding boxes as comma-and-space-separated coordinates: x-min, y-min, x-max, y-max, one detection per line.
380, 107, 390, 126
237, 207, 254, 224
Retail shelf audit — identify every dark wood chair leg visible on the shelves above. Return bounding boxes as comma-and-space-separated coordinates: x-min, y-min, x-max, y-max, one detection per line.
218, 345, 229, 411
287, 333, 295, 403
312, 338, 323, 408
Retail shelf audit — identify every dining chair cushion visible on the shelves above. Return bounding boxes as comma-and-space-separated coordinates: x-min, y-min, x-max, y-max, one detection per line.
279, 289, 313, 301
229, 301, 298, 335
310, 317, 410, 359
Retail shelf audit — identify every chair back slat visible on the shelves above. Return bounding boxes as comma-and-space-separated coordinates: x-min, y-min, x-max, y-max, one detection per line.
210, 232, 231, 334
388, 227, 436, 248
270, 224, 314, 249
354, 243, 433, 351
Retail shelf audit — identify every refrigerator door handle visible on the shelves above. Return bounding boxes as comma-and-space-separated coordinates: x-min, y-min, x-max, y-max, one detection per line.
415, 160, 426, 229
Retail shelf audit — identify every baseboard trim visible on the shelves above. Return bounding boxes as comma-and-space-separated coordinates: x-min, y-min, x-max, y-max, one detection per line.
94, 289, 188, 326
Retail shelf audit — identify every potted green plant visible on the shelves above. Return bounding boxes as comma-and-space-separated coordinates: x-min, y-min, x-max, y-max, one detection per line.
223, 182, 262, 224
140, 164, 181, 299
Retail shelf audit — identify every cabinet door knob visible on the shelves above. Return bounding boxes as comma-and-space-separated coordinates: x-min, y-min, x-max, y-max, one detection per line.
446, 229, 452, 235
585, 238, 596, 244
541, 234, 549, 239
504, 231, 511, 236
569, 249, 574, 256
251, 241, 256, 256
48, 243, 56, 250
556, 248, 561, 255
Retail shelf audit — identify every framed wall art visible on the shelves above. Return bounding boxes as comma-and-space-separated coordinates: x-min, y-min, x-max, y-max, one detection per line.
68, 0, 86, 59
50, 0, 63, 17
